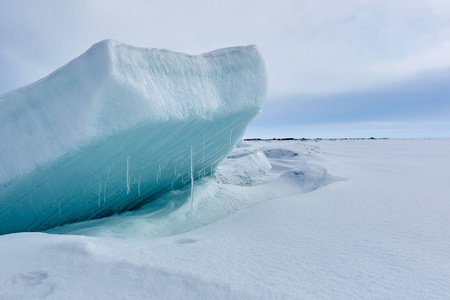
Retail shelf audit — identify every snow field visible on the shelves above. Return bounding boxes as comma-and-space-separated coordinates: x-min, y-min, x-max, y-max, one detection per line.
0, 139, 449, 299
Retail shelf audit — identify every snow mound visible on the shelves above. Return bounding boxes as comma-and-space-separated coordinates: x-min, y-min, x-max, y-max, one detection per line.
0, 40, 267, 235
263, 148, 298, 158
304, 144, 321, 154
214, 151, 271, 186
280, 163, 341, 192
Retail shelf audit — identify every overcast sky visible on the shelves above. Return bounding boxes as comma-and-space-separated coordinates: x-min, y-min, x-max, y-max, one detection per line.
1, 0, 449, 137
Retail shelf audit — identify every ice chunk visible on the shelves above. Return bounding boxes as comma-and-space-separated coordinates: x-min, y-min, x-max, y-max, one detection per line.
0, 40, 267, 234
263, 148, 298, 159
279, 164, 341, 192
214, 151, 271, 186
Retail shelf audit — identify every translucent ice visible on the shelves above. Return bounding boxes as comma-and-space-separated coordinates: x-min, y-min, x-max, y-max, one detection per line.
0, 40, 267, 234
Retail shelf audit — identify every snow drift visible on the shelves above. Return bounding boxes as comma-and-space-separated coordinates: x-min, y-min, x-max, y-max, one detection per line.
0, 40, 267, 234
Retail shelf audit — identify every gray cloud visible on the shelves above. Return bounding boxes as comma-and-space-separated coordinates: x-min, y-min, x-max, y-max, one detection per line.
1, 0, 450, 96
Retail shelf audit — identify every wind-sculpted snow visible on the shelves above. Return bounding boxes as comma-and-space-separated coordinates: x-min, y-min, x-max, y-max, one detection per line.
0, 40, 267, 234
214, 151, 271, 186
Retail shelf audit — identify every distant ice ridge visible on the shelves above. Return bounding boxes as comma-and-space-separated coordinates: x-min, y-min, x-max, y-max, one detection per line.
0, 40, 267, 234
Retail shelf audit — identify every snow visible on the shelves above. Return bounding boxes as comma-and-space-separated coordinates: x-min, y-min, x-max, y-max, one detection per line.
0, 40, 267, 234
1, 139, 449, 299
213, 150, 272, 186
263, 148, 299, 158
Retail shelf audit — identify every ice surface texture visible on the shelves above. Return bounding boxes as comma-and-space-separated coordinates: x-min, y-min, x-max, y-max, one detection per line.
0, 40, 267, 234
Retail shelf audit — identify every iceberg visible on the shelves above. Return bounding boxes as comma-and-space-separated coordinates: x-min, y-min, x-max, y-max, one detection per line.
0, 40, 267, 235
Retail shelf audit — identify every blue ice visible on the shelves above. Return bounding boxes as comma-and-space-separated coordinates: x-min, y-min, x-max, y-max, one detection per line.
0, 40, 267, 234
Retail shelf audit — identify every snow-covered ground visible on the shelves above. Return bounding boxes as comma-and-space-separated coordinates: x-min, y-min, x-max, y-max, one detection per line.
1, 139, 449, 299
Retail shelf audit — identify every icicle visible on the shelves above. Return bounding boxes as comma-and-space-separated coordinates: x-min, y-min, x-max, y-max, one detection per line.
98, 183, 102, 207
126, 155, 130, 194
190, 146, 194, 213
138, 175, 141, 197
229, 129, 233, 149
104, 168, 108, 203
103, 181, 107, 202
202, 135, 205, 162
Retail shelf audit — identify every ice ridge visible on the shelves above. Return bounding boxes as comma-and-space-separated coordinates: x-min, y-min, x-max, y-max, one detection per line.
0, 40, 267, 234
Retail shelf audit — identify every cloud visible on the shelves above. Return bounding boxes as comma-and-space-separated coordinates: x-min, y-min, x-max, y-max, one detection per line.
1, 0, 450, 96
248, 66, 450, 138
245, 120, 450, 139
368, 40, 450, 79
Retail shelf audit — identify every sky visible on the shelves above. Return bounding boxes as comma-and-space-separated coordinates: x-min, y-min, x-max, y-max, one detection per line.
1, 0, 449, 138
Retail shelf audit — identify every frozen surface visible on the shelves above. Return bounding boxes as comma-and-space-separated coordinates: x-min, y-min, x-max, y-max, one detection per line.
0, 139, 449, 299
0, 40, 267, 234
